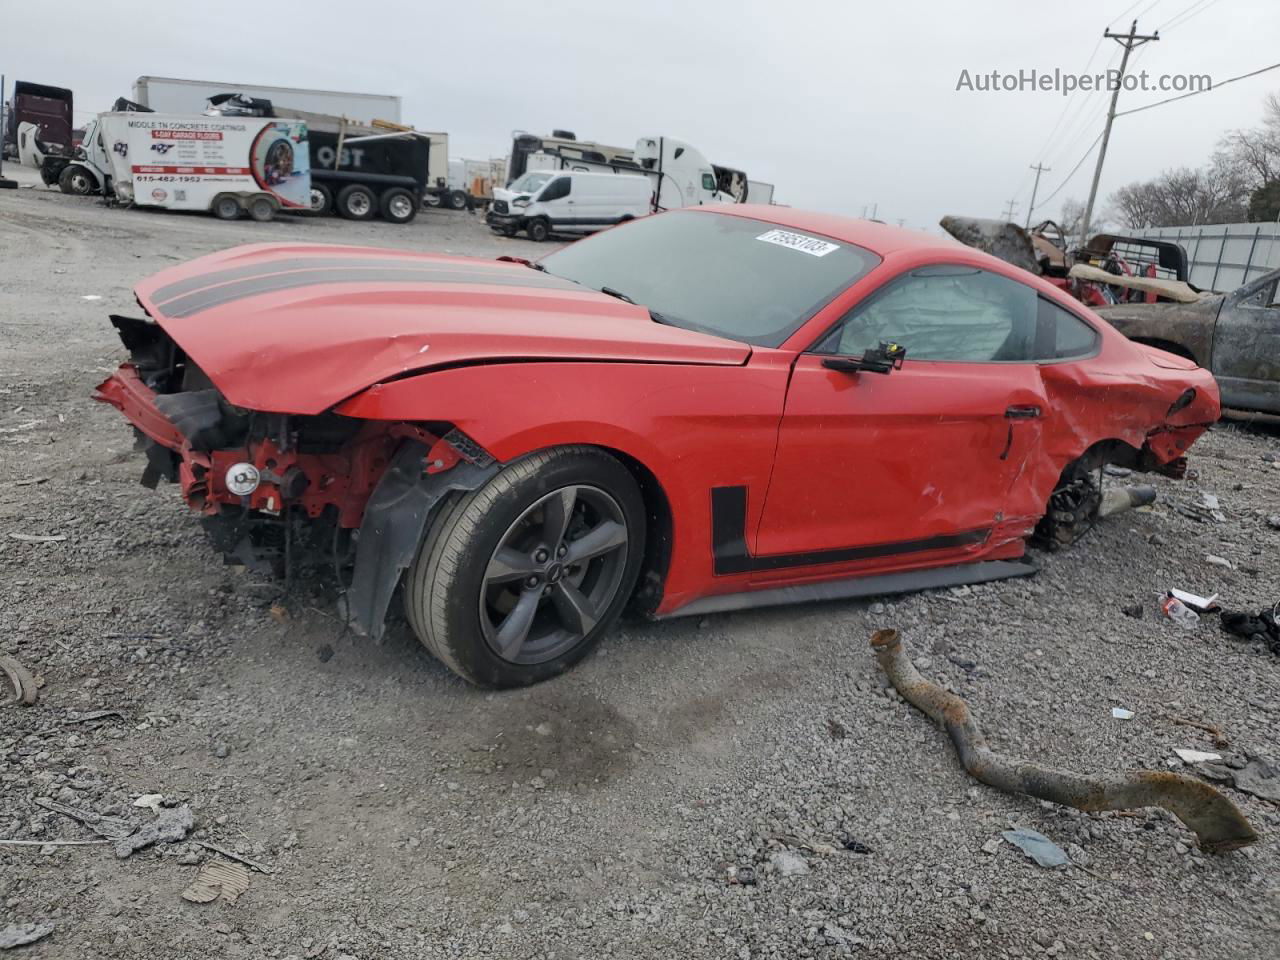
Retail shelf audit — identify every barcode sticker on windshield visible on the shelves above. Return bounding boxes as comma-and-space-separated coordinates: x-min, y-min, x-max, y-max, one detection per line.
756, 229, 839, 257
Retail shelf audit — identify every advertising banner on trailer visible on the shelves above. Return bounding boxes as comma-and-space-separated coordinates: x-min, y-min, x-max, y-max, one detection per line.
102, 113, 310, 212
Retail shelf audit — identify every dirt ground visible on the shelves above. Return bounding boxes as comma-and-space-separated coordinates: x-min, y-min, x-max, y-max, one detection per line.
2, 164, 1279, 959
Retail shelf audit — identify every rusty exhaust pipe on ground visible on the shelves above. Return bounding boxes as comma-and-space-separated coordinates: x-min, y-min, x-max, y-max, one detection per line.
869, 629, 1258, 853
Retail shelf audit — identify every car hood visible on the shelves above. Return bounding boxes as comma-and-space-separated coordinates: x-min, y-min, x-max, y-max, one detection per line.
133, 243, 751, 415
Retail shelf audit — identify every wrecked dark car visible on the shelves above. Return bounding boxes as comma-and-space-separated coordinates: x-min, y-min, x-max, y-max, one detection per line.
1098, 266, 1280, 415
95, 208, 1220, 688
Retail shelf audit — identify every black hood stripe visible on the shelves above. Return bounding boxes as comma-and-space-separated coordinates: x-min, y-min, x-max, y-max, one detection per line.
150, 256, 546, 306
157, 266, 583, 318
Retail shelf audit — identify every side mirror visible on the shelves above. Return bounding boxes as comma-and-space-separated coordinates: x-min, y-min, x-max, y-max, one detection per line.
822, 341, 907, 375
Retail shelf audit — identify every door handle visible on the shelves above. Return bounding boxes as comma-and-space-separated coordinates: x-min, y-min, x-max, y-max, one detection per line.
1005, 405, 1041, 419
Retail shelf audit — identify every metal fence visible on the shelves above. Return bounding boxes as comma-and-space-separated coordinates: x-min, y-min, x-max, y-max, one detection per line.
1130, 221, 1280, 293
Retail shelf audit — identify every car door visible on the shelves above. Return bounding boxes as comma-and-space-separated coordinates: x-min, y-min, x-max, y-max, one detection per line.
751, 264, 1049, 576
536, 176, 575, 232
1210, 270, 1280, 413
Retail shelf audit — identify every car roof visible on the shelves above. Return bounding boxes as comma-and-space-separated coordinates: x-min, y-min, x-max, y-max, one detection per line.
685, 204, 960, 259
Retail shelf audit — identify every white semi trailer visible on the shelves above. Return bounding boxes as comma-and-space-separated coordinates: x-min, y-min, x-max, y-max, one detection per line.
132, 76, 401, 126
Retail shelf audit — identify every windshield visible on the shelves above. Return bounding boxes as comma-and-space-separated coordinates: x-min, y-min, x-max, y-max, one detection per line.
509, 171, 552, 194
537, 211, 880, 346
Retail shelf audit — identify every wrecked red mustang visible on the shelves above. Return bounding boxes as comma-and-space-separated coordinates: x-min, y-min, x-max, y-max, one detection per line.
95, 207, 1219, 687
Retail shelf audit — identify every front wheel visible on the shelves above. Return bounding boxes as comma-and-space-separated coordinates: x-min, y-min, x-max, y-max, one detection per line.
59, 164, 96, 196
526, 217, 550, 242
404, 447, 645, 688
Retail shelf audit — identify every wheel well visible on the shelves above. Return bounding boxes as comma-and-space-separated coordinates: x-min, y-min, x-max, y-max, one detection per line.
1056, 438, 1145, 484
592, 446, 673, 617
1130, 336, 1198, 365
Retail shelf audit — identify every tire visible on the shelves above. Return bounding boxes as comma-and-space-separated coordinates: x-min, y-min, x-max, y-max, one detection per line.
424, 192, 443, 208
212, 194, 241, 220
309, 183, 332, 216
379, 187, 417, 224
59, 164, 95, 196
248, 196, 276, 222
526, 217, 550, 242
448, 189, 469, 210
404, 447, 645, 688
336, 184, 376, 221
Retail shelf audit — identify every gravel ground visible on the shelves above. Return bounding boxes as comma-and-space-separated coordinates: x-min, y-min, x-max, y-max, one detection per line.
2, 165, 1279, 959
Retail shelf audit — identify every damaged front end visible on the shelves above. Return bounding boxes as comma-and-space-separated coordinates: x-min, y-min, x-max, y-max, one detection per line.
93, 315, 496, 639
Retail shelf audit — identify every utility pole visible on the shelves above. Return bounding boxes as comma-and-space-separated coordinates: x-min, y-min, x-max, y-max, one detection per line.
1025, 162, 1050, 227
1001, 198, 1019, 222
0, 74, 15, 189
1080, 19, 1158, 242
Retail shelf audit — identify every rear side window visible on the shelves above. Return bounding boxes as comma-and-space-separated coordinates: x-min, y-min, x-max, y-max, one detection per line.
1036, 297, 1100, 360
539, 177, 570, 201
817, 265, 1037, 362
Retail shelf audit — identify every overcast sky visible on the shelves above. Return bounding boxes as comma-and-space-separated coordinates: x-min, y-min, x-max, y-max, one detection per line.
7, 0, 1275, 230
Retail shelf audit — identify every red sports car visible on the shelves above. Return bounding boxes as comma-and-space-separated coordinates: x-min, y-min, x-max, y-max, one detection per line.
95, 206, 1218, 687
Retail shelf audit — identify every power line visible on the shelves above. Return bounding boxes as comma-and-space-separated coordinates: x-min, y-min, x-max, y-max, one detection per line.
1161, 0, 1224, 31
1157, 0, 1208, 29
1115, 60, 1280, 117
1108, 0, 1148, 28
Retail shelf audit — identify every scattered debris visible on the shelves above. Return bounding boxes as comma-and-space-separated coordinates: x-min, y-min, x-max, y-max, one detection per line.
1219, 606, 1280, 656
12, 476, 51, 486
80, 294, 102, 301
0, 923, 54, 950
182, 858, 252, 904
1001, 828, 1070, 868
1267, 515, 1280, 531
1158, 713, 1230, 749
0, 839, 109, 848
826, 718, 848, 740
132, 794, 164, 813
1169, 588, 1220, 613
8, 532, 67, 543
269, 603, 289, 623
0, 421, 43, 435
1205, 554, 1234, 570
1111, 707, 1135, 720
0, 656, 38, 706
728, 864, 756, 886
1161, 595, 1201, 630
115, 805, 194, 858
1174, 749, 1222, 764
1229, 758, 1280, 804
316, 643, 335, 663
769, 850, 810, 877
1096, 484, 1157, 518
869, 628, 1258, 852
63, 709, 125, 725
192, 840, 274, 874
35, 798, 136, 841
840, 837, 872, 854
1121, 603, 1144, 619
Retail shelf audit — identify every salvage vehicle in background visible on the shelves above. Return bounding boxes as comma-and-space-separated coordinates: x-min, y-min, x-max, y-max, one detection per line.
94, 207, 1218, 688
486, 171, 652, 240
2, 80, 73, 161
45, 110, 311, 221
1098, 266, 1280, 415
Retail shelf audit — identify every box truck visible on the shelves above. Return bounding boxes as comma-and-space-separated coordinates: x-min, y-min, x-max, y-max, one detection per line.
505, 131, 770, 209
45, 111, 310, 221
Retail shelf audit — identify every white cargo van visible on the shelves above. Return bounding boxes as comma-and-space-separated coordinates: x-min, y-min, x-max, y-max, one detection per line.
486, 171, 651, 241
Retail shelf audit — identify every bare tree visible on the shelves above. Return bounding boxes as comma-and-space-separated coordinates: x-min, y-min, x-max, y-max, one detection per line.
1109, 166, 1249, 229
1215, 92, 1280, 191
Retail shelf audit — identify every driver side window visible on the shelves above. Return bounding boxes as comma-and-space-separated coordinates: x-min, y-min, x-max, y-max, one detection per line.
540, 177, 571, 201
817, 265, 1037, 362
